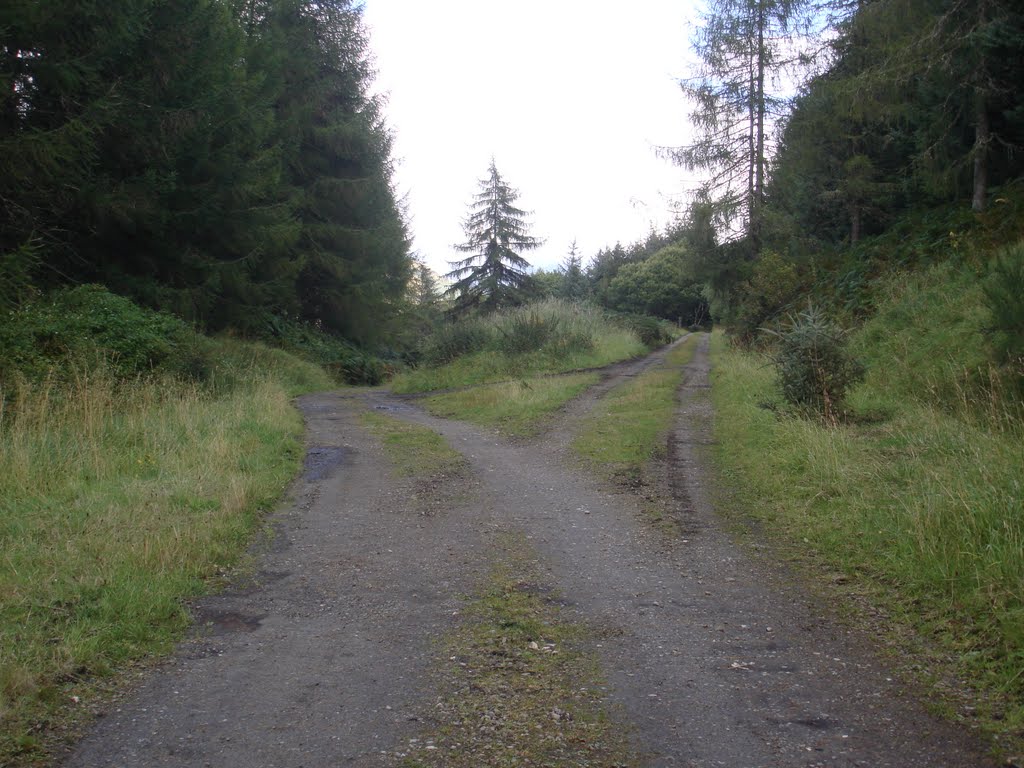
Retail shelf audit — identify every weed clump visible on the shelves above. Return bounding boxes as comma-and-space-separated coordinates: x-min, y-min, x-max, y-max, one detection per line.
420, 299, 608, 366
765, 305, 865, 421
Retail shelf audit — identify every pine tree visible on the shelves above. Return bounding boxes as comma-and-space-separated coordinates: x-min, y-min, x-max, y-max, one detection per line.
445, 160, 542, 315
414, 260, 440, 307
558, 240, 587, 300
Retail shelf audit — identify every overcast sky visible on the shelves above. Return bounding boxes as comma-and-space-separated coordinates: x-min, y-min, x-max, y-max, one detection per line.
361, 1, 702, 275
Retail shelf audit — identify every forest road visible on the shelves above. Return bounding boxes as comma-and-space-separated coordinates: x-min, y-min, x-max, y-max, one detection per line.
65, 334, 996, 767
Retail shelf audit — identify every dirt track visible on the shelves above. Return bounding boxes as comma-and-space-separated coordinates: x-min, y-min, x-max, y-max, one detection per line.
64, 335, 994, 767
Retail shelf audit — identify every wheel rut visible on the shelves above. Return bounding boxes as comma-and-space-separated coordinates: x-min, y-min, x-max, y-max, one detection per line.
65, 337, 995, 768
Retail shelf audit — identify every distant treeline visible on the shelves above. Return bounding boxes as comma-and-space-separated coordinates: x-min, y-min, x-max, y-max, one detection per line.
1, 0, 409, 342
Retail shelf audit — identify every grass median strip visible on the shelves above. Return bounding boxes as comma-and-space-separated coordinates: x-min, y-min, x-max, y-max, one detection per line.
394, 536, 635, 768
421, 373, 600, 437
359, 410, 466, 479
572, 335, 696, 486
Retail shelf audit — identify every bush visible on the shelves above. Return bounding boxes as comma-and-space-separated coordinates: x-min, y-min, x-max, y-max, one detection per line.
765, 305, 865, 420
497, 309, 558, 353
261, 315, 394, 386
0, 285, 193, 383
615, 314, 672, 348
327, 353, 393, 386
491, 300, 601, 357
422, 320, 493, 365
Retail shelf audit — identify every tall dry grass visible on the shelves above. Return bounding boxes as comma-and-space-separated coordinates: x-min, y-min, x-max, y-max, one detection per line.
0, 368, 306, 760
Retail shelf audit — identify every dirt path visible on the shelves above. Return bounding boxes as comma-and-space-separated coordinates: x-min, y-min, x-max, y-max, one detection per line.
65, 338, 994, 767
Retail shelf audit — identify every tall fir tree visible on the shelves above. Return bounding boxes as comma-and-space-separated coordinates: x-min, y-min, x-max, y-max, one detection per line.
558, 240, 587, 300
445, 160, 542, 315
1, 0, 410, 339
268, 0, 410, 340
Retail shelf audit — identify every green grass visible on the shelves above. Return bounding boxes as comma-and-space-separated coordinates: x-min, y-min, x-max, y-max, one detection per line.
420, 373, 600, 437
392, 335, 644, 394
395, 535, 635, 767
391, 299, 648, 394
359, 410, 466, 478
572, 335, 697, 486
709, 329, 1024, 755
0, 350, 330, 766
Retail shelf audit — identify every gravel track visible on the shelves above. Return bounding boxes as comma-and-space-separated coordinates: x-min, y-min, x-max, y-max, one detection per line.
64, 336, 994, 767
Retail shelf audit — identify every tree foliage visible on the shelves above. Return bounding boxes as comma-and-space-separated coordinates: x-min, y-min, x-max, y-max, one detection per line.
670, 0, 1024, 351
445, 160, 542, 315
604, 245, 708, 325
0, 0, 410, 342
669, 0, 814, 247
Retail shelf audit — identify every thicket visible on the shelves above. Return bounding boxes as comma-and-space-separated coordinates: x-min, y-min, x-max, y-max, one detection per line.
421, 300, 607, 366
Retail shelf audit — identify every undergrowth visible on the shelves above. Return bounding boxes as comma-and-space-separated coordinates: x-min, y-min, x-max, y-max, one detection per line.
0, 348, 329, 765
0, 285, 380, 766
391, 299, 654, 394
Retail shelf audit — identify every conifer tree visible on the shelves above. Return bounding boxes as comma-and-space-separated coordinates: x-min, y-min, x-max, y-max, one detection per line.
558, 240, 587, 300
670, 0, 813, 248
414, 260, 440, 307
445, 160, 542, 315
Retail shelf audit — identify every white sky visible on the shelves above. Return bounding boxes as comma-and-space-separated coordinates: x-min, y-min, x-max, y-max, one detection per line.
361, 1, 702, 275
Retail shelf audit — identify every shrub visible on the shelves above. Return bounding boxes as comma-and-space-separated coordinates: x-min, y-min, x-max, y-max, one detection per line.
260, 315, 394, 386
497, 310, 558, 353
491, 300, 601, 356
616, 314, 672, 348
328, 353, 393, 386
0, 285, 193, 383
422, 319, 493, 365
765, 304, 865, 421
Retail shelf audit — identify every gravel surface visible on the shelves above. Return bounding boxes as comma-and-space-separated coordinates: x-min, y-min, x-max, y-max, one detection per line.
64, 335, 996, 767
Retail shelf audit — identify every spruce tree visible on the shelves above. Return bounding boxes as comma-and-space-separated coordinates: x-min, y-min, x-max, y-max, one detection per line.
271, 0, 411, 341
445, 160, 542, 315
558, 240, 587, 300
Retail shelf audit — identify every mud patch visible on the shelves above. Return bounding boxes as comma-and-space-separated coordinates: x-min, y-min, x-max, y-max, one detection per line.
193, 609, 266, 635
303, 445, 349, 481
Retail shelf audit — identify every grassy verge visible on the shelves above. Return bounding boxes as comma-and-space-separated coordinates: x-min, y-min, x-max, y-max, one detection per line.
392, 336, 643, 394
420, 373, 600, 437
0, 356, 330, 766
572, 335, 697, 486
394, 535, 634, 767
359, 410, 466, 478
709, 330, 1024, 755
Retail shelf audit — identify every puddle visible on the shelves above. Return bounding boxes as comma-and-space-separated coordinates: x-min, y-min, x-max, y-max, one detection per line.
303, 445, 349, 481
194, 609, 266, 635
